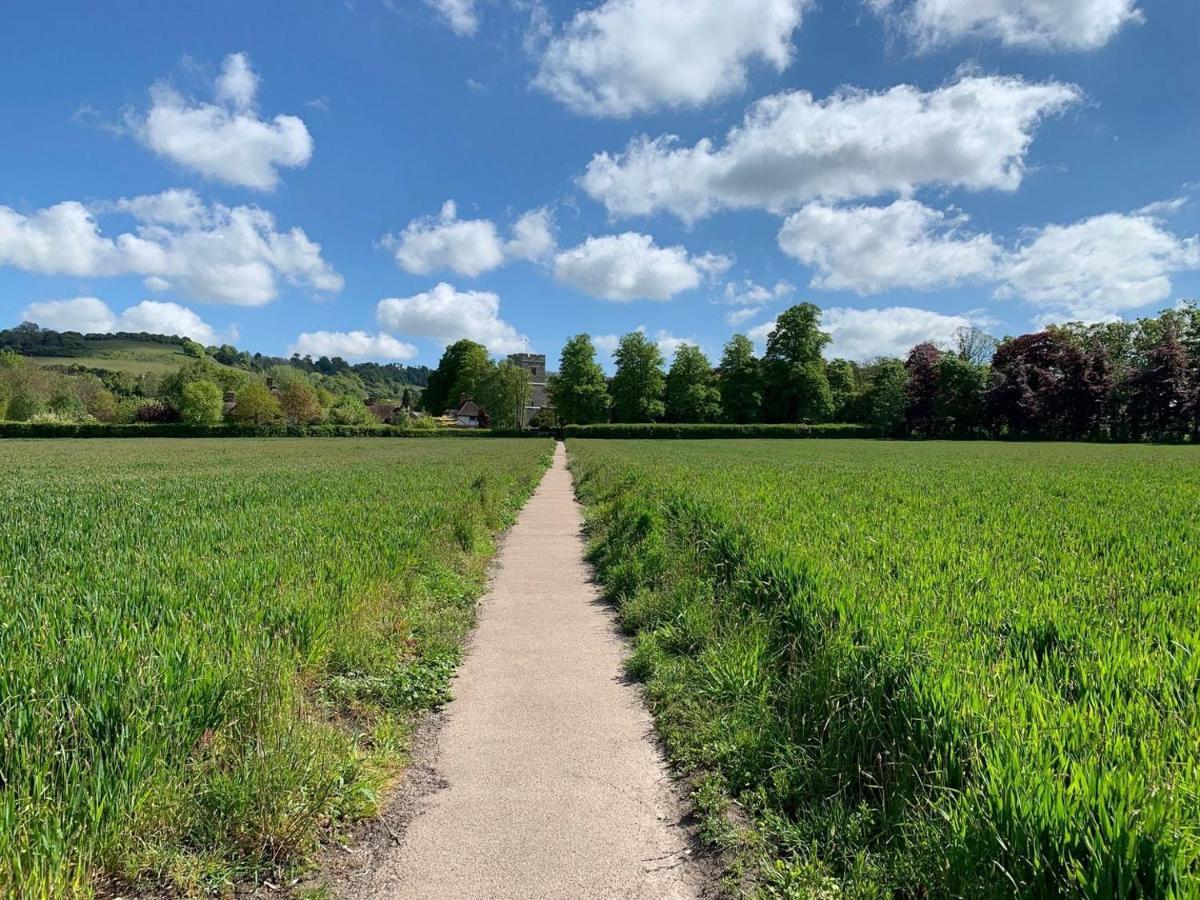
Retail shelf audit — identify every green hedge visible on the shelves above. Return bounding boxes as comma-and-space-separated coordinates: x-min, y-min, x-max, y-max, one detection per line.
0, 423, 545, 439
562, 423, 877, 439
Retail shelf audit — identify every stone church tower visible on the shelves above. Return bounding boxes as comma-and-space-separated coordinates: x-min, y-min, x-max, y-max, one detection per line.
507, 352, 550, 425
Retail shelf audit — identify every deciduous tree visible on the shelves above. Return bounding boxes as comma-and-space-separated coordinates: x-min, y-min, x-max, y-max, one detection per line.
610, 331, 665, 422
717, 335, 763, 423
762, 304, 833, 422
179, 379, 224, 426
665, 345, 720, 423
549, 334, 610, 424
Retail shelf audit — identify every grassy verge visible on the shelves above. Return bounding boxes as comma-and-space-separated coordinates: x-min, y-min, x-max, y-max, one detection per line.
0, 438, 552, 897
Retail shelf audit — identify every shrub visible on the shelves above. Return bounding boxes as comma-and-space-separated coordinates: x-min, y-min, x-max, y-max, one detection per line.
563, 423, 875, 439
135, 400, 182, 423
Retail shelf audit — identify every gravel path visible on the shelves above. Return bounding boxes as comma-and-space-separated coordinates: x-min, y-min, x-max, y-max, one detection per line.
353, 442, 703, 899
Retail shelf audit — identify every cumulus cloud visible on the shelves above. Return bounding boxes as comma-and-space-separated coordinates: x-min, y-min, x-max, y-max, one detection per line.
424, 0, 479, 36
130, 53, 313, 190
19, 297, 220, 344
290, 330, 418, 361
553, 232, 730, 301
747, 305, 976, 359
382, 201, 556, 277
869, 0, 1142, 51
590, 326, 699, 361
999, 212, 1200, 322
0, 189, 342, 306
778, 199, 1001, 294
376, 282, 526, 354
581, 74, 1079, 223
722, 278, 794, 325
534, 0, 808, 117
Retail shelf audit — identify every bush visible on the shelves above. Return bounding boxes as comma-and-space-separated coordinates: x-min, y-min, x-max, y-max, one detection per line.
135, 400, 181, 423
562, 423, 876, 439
179, 380, 224, 426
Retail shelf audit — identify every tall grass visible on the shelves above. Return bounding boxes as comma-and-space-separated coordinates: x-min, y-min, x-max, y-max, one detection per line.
569, 438, 1200, 898
0, 438, 551, 896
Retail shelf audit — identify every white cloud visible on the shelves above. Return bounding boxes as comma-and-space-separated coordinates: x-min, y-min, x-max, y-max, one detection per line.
747, 305, 975, 359
376, 282, 527, 354
590, 326, 699, 361
534, 0, 808, 117
0, 190, 342, 306
116, 300, 220, 344
19, 297, 220, 344
778, 199, 1001, 294
870, 0, 1142, 51
581, 74, 1079, 223
650, 328, 699, 360
822, 306, 975, 359
722, 278, 794, 325
507, 207, 557, 262
130, 53, 313, 190
424, 0, 479, 36
592, 333, 620, 354
553, 232, 730, 301
20, 297, 117, 333
382, 201, 556, 277
290, 330, 418, 361
1000, 212, 1200, 322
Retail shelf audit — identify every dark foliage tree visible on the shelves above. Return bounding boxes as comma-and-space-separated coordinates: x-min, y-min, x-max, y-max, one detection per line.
762, 303, 833, 422
610, 331, 665, 422
717, 334, 763, 423
549, 334, 610, 424
985, 331, 1111, 439
1123, 329, 1193, 442
665, 345, 721, 423
904, 342, 941, 436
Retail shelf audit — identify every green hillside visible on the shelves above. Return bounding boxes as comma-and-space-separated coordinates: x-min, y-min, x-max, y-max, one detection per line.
31, 339, 234, 376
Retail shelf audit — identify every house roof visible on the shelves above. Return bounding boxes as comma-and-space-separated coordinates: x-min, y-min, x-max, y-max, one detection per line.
455, 400, 483, 417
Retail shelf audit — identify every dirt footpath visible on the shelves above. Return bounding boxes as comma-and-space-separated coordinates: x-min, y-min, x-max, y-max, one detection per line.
346, 442, 704, 900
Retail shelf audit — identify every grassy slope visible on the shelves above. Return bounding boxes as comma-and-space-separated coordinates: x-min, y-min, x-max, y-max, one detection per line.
569, 439, 1200, 899
0, 438, 552, 897
29, 339, 218, 376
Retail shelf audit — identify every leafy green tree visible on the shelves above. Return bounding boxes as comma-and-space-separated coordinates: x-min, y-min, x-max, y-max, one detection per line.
228, 380, 283, 425
477, 362, 532, 429
179, 379, 224, 425
934, 355, 987, 437
549, 334, 610, 424
762, 303, 833, 422
862, 359, 908, 436
826, 358, 859, 422
717, 335, 763, 423
609, 331, 665, 422
422, 340, 491, 414
665, 344, 720, 423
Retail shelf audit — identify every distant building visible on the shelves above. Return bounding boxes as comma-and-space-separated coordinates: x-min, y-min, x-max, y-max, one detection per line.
446, 397, 488, 428
507, 352, 551, 426
368, 401, 406, 424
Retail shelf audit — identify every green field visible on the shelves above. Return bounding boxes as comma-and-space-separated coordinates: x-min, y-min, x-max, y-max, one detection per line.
569, 439, 1200, 898
0, 438, 551, 896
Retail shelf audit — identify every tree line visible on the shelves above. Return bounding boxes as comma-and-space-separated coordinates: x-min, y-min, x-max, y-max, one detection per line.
543, 302, 1200, 442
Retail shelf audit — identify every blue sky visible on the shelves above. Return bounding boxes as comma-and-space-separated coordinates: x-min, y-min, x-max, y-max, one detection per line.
2, 0, 1197, 368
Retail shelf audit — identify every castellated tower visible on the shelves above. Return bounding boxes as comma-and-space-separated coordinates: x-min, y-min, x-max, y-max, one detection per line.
507, 352, 550, 426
